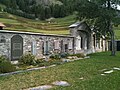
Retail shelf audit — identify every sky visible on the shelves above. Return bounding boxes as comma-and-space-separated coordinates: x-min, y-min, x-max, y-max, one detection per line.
117, 5, 120, 10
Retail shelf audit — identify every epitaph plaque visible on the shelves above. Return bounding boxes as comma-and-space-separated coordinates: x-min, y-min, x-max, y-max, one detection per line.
11, 35, 23, 60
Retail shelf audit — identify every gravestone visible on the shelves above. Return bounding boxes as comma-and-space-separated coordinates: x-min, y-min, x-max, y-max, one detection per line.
11, 35, 23, 60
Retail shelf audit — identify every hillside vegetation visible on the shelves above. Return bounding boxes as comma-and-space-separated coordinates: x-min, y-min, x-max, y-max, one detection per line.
1, 12, 120, 38
0, 12, 76, 35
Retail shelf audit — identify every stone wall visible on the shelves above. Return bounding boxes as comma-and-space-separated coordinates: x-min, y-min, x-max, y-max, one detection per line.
69, 22, 108, 54
0, 30, 74, 60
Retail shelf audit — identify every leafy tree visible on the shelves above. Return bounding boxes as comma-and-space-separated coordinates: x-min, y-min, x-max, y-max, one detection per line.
76, 0, 120, 56
45, 6, 51, 19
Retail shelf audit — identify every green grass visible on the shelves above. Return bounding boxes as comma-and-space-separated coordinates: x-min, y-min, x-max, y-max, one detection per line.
115, 30, 120, 39
0, 4, 6, 9
0, 52, 120, 90
0, 18, 19, 24
0, 12, 76, 35
114, 25, 120, 40
0, 12, 120, 36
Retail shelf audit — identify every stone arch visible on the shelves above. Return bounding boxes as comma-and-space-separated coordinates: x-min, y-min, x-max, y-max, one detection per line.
11, 35, 23, 60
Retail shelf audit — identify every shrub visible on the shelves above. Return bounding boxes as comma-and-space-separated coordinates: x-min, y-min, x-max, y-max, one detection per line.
19, 54, 36, 65
35, 59, 45, 64
60, 53, 69, 58
0, 61, 16, 73
50, 54, 61, 60
0, 56, 7, 63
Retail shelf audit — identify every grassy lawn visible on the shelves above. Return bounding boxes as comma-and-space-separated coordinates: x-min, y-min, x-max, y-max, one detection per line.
0, 52, 120, 90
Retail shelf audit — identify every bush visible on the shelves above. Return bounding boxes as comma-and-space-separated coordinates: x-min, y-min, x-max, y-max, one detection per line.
50, 54, 61, 60
35, 59, 45, 64
19, 54, 36, 65
0, 56, 7, 63
0, 61, 16, 73
60, 53, 69, 58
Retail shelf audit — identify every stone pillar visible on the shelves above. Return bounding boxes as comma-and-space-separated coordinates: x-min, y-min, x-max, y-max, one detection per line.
88, 34, 95, 53
105, 40, 109, 51
84, 37, 87, 50
32, 40, 37, 55
103, 39, 106, 51
96, 40, 99, 50
91, 34, 94, 49
76, 36, 81, 50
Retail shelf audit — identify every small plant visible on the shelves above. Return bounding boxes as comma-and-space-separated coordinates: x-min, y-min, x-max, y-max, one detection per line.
0, 55, 7, 63
50, 54, 61, 60
0, 61, 16, 73
19, 54, 36, 65
35, 58, 45, 64
0, 56, 16, 73
60, 53, 69, 58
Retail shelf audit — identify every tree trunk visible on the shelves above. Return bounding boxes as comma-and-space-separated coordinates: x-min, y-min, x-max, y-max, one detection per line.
107, 0, 116, 56
110, 31, 116, 56
108, 21, 116, 56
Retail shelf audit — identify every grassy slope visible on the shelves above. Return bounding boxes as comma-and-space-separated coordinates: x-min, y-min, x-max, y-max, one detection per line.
0, 12, 120, 37
0, 52, 120, 90
0, 12, 76, 35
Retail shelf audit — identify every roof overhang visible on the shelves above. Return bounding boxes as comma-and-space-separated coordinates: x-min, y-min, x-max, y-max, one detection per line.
0, 23, 6, 27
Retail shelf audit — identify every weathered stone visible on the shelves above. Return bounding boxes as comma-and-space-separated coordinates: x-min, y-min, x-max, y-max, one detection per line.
113, 67, 120, 70
0, 21, 108, 61
104, 70, 113, 74
27, 85, 53, 90
0, 30, 74, 60
52, 81, 70, 86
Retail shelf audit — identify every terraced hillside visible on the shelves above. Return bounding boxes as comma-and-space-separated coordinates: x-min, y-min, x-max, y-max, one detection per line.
0, 12, 76, 35
0, 12, 120, 38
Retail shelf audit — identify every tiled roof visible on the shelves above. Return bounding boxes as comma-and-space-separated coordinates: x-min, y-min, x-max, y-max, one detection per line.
69, 22, 81, 28
0, 23, 5, 27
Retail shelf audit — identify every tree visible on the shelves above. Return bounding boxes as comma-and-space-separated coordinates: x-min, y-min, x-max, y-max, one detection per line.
45, 6, 51, 19
92, 0, 120, 56
52, 4, 61, 18
76, 0, 120, 56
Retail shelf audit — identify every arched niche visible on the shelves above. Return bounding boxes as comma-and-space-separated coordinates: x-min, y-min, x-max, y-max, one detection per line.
11, 35, 23, 60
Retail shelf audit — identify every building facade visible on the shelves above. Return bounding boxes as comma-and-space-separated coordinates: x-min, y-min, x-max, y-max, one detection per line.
69, 21, 108, 54
0, 22, 108, 61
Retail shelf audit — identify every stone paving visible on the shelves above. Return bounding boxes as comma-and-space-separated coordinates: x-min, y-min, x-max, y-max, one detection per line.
52, 81, 70, 86
100, 67, 120, 76
26, 81, 70, 90
26, 85, 53, 90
